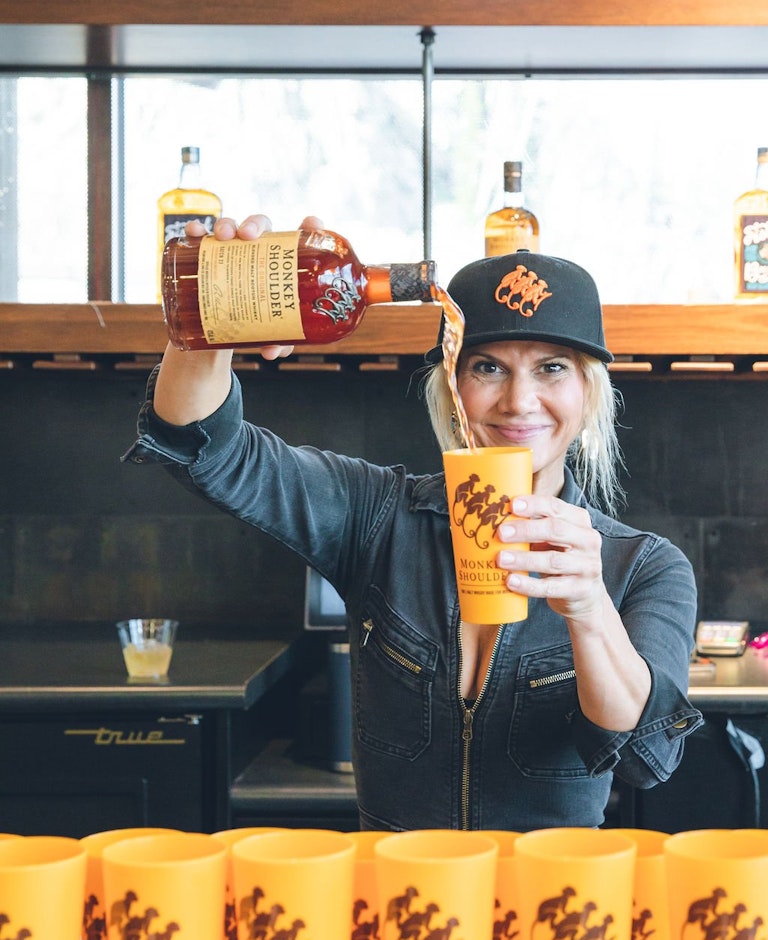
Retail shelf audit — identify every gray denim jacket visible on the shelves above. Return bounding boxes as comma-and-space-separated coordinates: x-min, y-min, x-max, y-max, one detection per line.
124, 368, 702, 831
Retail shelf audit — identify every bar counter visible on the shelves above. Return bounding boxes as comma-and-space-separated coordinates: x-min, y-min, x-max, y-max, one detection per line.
0, 621, 307, 835
0, 620, 299, 712
688, 645, 768, 713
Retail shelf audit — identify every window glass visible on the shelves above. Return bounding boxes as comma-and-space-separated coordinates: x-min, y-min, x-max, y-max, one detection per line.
3, 71, 768, 305
122, 76, 425, 302
0, 77, 87, 302
430, 77, 767, 303
123, 74, 768, 304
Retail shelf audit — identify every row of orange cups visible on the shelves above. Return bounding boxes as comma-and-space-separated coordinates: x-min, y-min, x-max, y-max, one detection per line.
1, 826, 768, 940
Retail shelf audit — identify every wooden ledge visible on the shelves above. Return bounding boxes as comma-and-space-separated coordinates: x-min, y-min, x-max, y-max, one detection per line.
2, 301, 768, 357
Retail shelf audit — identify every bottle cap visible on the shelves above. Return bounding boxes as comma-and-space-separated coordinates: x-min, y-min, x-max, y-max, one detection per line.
390, 261, 437, 303
503, 161, 523, 193
758, 147, 768, 162
181, 146, 201, 164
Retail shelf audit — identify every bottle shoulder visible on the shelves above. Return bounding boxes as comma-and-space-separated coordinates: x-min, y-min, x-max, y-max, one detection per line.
734, 189, 768, 216
158, 187, 223, 213
484, 205, 539, 227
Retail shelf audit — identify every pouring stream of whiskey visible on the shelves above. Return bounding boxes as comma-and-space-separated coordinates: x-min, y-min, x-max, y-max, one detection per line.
433, 285, 477, 451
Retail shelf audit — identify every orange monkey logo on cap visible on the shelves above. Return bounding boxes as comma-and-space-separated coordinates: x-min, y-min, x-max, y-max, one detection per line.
494, 264, 553, 318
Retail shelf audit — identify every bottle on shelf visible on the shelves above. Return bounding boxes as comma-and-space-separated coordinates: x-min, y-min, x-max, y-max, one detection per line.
484, 160, 539, 257
161, 228, 437, 350
734, 147, 768, 301
157, 146, 222, 301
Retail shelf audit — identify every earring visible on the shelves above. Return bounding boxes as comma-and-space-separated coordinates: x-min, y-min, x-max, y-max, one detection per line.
450, 412, 458, 433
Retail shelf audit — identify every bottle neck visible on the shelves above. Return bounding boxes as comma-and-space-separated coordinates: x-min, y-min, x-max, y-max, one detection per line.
503, 189, 526, 209
756, 158, 768, 191
363, 262, 436, 304
179, 161, 202, 189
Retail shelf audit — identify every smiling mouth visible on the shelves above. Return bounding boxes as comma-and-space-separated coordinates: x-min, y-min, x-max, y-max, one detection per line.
493, 425, 547, 441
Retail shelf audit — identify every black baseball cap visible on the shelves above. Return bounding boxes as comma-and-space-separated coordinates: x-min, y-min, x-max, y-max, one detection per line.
425, 250, 613, 364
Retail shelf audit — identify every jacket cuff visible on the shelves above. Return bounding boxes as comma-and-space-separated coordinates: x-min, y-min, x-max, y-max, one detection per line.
573, 667, 703, 785
121, 366, 240, 467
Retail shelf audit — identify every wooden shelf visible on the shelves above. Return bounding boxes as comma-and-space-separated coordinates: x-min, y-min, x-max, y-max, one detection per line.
2, 302, 768, 358
2, 0, 766, 27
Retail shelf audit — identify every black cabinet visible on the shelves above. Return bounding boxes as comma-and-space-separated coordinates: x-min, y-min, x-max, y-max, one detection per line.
0, 624, 302, 838
0, 713, 207, 836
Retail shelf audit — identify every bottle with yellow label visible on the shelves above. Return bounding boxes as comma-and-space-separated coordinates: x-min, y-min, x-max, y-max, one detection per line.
161, 228, 436, 350
734, 147, 768, 301
484, 161, 539, 257
157, 146, 222, 301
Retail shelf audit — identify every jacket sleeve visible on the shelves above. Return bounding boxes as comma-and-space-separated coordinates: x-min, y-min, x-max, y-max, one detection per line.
571, 529, 703, 788
122, 365, 400, 586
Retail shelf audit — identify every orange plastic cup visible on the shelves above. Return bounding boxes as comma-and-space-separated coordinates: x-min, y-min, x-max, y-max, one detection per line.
80, 827, 180, 940
664, 828, 768, 940
0, 835, 87, 939
484, 830, 523, 937
514, 827, 636, 940
348, 831, 391, 940
211, 827, 284, 940
374, 829, 499, 940
613, 827, 670, 940
231, 828, 356, 940
101, 832, 227, 940
443, 446, 532, 624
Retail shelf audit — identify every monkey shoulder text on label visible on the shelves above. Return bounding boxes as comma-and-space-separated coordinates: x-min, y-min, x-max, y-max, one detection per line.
198, 231, 304, 343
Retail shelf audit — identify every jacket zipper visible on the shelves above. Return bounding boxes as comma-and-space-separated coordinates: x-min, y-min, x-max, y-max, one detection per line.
458, 622, 504, 830
361, 618, 423, 674
529, 668, 576, 688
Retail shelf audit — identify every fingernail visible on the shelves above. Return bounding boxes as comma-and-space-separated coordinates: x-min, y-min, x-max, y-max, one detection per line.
499, 524, 515, 540
499, 551, 516, 567
512, 498, 527, 513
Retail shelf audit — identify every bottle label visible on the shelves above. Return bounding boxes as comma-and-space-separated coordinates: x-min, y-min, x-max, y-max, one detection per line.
163, 212, 217, 244
197, 232, 305, 344
485, 231, 539, 257
737, 214, 768, 294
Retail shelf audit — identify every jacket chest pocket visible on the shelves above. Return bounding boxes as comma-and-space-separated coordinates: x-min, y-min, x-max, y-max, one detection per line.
507, 643, 588, 779
355, 592, 438, 761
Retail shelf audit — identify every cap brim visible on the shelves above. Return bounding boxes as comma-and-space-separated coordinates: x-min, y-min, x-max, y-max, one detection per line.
424, 330, 614, 365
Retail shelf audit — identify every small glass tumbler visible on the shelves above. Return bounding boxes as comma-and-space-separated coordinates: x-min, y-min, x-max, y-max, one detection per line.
116, 618, 178, 680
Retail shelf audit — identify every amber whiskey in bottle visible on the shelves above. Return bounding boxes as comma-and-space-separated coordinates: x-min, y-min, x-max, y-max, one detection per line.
161, 228, 437, 350
484, 161, 539, 257
734, 147, 768, 301
157, 146, 222, 301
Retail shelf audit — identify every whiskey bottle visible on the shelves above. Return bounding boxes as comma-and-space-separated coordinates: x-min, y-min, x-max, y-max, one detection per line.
161, 228, 437, 350
484, 161, 539, 257
734, 147, 768, 301
157, 146, 222, 300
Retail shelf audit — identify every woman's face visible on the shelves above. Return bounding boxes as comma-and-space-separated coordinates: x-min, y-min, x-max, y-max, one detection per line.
457, 340, 586, 496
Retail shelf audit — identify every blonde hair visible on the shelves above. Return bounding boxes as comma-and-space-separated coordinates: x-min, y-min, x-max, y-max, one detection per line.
421, 353, 626, 517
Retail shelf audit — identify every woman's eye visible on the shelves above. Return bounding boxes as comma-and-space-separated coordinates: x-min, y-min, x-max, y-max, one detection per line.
470, 359, 502, 376
541, 360, 569, 374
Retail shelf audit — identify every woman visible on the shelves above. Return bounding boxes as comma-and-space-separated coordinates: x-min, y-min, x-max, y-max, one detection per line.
124, 213, 702, 831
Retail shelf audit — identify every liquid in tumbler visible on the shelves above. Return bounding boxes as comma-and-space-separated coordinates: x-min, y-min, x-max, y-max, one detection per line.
122, 641, 173, 678
161, 228, 436, 350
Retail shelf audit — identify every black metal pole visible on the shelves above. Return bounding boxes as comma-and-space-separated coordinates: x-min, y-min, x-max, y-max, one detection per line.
419, 26, 435, 261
